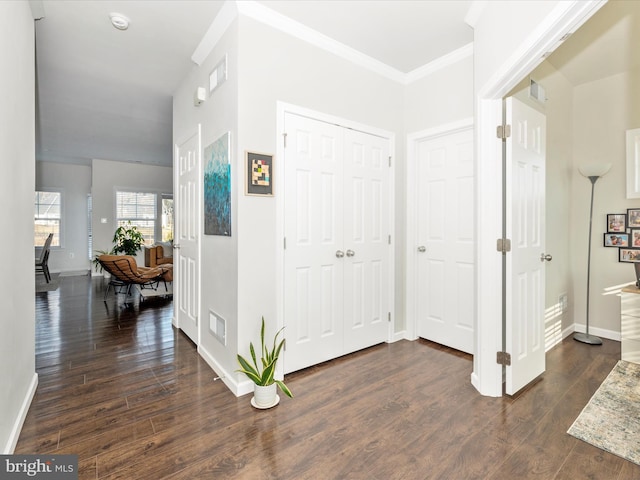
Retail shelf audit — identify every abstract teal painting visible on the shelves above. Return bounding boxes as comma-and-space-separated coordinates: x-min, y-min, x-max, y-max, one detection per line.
204, 132, 231, 236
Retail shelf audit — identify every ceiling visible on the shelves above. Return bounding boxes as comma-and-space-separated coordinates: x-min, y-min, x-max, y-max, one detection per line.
34, 0, 474, 168
33, 0, 639, 169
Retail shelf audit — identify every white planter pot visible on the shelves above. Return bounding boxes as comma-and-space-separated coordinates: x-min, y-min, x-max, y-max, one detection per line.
252, 383, 279, 409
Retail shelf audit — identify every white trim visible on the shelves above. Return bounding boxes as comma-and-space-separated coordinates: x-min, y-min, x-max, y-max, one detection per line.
189, 0, 472, 85
464, 1, 487, 28
198, 345, 252, 397
572, 323, 621, 342
3, 373, 37, 454
473, 0, 607, 397
404, 43, 473, 85
405, 118, 474, 347
238, 1, 404, 83
275, 101, 396, 361
191, 1, 238, 66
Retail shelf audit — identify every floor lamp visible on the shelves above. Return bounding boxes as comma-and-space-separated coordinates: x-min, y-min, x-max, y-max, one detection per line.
574, 162, 612, 345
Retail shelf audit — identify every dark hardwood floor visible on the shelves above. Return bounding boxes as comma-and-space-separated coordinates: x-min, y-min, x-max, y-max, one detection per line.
16, 274, 640, 479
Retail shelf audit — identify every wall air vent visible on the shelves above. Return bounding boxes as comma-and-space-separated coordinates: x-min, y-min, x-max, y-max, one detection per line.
529, 78, 547, 104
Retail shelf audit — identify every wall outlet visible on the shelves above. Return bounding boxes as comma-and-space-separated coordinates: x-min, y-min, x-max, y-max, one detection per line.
69, 252, 74, 259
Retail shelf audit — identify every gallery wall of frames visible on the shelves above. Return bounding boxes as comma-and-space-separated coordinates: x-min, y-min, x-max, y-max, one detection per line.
604, 209, 640, 263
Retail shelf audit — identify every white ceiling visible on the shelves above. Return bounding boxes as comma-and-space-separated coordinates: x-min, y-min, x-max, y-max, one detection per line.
34, 0, 473, 167
33, 0, 638, 169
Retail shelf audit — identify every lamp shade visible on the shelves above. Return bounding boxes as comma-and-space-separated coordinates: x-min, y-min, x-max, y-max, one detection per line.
578, 163, 612, 177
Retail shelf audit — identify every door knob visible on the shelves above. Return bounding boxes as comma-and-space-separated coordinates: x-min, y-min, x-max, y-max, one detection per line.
173, 244, 180, 249
540, 253, 552, 262
336, 250, 345, 258
417, 246, 426, 253
346, 249, 355, 257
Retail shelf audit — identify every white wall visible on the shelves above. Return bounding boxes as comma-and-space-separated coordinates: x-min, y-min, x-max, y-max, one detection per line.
571, 68, 640, 336
0, 1, 37, 453
236, 15, 403, 371
91, 158, 173, 267
173, 18, 239, 382
404, 55, 474, 134
36, 162, 92, 274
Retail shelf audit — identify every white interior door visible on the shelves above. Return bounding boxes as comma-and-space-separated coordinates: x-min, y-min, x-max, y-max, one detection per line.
342, 129, 390, 353
505, 96, 547, 395
283, 112, 390, 373
283, 114, 344, 372
175, 127, 201, 345
416, 128, 475, 354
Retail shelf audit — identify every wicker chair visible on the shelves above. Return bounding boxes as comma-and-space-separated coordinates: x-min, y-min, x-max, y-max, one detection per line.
98, 254, 171, 300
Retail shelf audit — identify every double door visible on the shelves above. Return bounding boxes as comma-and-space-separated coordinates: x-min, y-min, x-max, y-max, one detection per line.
283, 113, 391, 373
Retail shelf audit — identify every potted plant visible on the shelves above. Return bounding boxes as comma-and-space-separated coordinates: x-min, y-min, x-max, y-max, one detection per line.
237, 316, 293, 408
112, 221, 145, 256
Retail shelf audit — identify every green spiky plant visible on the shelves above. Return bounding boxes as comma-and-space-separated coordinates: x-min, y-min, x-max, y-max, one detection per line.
236, 317, 293, 398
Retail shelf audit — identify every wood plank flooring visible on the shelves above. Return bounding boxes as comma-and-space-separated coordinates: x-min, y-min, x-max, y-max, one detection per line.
16, 274, 640, 479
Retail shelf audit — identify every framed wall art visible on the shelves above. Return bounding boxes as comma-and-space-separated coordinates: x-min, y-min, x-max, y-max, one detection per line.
628, 209, 640, 228
631, 229, 640, 247
245, 151, 273, 196
607, 213, 627, 233
604, 233, 629, 247
620, 248, 640, 263
204, 132, 231, 236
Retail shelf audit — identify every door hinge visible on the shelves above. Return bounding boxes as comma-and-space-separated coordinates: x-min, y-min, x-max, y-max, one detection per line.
388, 312, 391, 323
388, 156, 392, 167
283, 237, 287, 249
388, 235, 391, 245
497, 124, 511, 140
283, 132, 288, 148
497, 351, 511, 366
497, 238, 511, 253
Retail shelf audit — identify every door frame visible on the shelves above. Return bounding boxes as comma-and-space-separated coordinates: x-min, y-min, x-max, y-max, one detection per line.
473, 1, 605, 396
275, 102, 396, 346
405, 118, 474, 342
172, 124, 202, 345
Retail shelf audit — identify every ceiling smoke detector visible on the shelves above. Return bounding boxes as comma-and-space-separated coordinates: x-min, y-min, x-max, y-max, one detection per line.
109, 13, 130, 31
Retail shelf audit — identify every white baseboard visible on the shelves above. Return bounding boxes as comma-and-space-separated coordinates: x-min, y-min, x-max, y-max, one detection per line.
197, 345, 252, 397
3, 373, 38, 454
571, 323, 621, 342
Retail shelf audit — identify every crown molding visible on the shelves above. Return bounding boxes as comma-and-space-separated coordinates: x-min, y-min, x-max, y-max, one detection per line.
403, 42, 473, 85
191, 1, 238, 66
193, 0, 473, 84
465, 1, 487, 28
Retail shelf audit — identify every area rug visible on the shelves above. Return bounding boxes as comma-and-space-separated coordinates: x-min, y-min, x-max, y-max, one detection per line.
568, 360, 640, 465
35, 272, 61, 292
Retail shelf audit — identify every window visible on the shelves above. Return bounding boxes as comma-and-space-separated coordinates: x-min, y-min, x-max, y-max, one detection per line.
35, 191, 61, 247
116, 191, 157, 245
161, 194, 174, 242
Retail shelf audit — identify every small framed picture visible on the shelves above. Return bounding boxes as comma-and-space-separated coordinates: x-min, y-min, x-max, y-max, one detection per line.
630, 229, 640, 248
619, 248, 640, 263
607, 214, 627, 232
245, 151, 273, 196
604, 233, 629, 247
628, 209, 640, 228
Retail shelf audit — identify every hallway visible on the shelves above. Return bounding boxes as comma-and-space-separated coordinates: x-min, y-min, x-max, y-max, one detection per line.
16, 275, 640, 479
